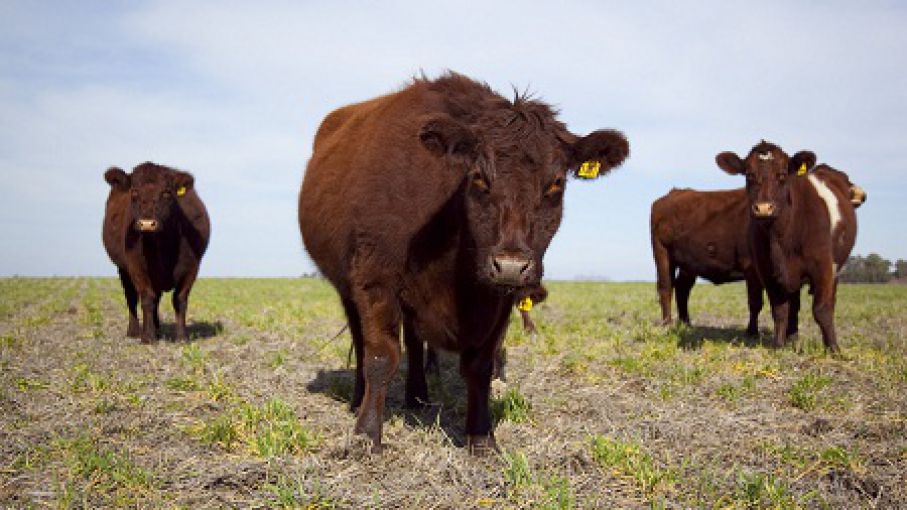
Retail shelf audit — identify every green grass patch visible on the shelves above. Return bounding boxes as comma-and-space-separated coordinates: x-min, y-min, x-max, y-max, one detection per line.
54, 435, 156, 507
788, 372, 832, 410
196, 397, 315, 457
591, 435, 675, 495
492, 386, 532, 424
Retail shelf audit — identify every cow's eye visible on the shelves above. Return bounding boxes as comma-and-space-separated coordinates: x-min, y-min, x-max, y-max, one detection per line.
545, 176, 564, 196
777, 173, 786, 183
162, 190, 172, 198
471, 172, 489, 192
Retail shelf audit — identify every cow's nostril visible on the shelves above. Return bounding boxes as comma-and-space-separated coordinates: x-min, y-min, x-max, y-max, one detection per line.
492, 259, 502, 274
519, 259, 532, 275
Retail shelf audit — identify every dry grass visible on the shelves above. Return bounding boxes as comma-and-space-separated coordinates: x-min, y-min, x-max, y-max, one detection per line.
1, 277, 905, 508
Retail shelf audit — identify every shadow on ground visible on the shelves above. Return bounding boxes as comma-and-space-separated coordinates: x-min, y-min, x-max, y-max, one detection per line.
306, 351, 473, 447
676, 325, 763, 350
156, 320, 224, 341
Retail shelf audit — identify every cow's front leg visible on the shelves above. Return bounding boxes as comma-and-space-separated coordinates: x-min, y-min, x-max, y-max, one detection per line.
351, 284, 401, 450
744, 274, 763, 338
139, 289, 159, 343
461, 346, 496, 453
766, 287, 789, 348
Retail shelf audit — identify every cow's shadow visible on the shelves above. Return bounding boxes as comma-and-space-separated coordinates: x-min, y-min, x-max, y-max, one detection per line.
156, 320, 224, 342
306, 351, 472, 446
676, 324, 762, 350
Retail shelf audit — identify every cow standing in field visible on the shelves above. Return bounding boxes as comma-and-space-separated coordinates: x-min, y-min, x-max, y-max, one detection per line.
716, 142, 859, 352
650, 166, 865, 337
298, 72, 629, 451
103, 163, 210, 343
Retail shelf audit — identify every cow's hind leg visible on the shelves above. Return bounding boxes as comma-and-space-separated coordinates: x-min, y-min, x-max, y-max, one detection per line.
403, 315, 430, 408
350, 283, 401, 450
341, 297, 366, 411
653, 242, 675, 326
675, 269, 696, 325
812, 271, 840, 354
118, 268, 141, 338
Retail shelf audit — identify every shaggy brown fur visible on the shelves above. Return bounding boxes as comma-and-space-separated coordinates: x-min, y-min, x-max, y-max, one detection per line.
102, 163, 209, 343
716, 142, 859, 351
298, 72, 628, 450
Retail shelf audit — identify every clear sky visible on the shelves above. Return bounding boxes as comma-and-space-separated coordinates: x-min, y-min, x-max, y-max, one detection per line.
1, 1, 905, 280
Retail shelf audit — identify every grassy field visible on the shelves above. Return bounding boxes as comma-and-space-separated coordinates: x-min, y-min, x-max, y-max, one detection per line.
1, 278, 905, 509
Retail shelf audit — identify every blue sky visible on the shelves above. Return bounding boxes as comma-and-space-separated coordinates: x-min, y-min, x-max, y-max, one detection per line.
1, 1, 905, 280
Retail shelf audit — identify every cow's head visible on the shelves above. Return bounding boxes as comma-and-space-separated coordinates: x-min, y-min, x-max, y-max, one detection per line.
814, 164, 867, 208
716, 141, 815, 220
104, 163, 194, 233
419, 103, 628, 289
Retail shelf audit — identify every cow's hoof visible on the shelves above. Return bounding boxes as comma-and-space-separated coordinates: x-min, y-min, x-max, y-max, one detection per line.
467, 435, 499, 455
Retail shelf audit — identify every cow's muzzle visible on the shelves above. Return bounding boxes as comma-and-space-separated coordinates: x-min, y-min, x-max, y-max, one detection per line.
849, 186, 866, 207
751, 202, 777, 218
488, 253, 533, 287
135, 219, 161, 232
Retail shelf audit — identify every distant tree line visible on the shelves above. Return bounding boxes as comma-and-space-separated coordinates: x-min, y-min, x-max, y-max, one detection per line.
839, 254, 907, 283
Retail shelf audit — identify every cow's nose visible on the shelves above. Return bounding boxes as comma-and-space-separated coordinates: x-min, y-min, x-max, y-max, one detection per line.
850, 186, 866, 207
135, 219, 160, 232
752, 202, 776, 218
489, 254, 533, 286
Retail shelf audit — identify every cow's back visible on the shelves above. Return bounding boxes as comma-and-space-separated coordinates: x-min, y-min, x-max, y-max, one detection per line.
651, 188, 750, 282
299, 82, 467, 291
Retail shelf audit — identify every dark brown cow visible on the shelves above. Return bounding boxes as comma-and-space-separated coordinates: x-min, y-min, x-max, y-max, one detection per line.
102, 162, 210, 343
298, 72, 629, 450
716, 141, 859, 352
650, 166, 865, 337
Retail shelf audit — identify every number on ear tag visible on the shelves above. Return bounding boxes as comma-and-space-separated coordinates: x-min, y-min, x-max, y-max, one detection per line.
577, 161, 601, 179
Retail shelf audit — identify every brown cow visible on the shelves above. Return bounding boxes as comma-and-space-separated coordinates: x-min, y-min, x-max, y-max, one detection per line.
298, 72, 629, 451
650, 166, 865, 337
102, 163, 210, 343
716, 141, 859, 352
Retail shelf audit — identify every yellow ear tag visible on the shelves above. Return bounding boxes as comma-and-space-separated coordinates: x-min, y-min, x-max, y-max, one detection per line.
176, 186, 187, 197
577, 160, 601, 179
517, 296, 533, 312
797, 163, 807, 176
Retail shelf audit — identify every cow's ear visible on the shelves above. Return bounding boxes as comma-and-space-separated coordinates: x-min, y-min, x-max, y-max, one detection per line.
716, 152, 744, 175
788, 151, 816, 175
566, 129, 629, 179
172, 171, 195, 193
419, 114, 480, 164
104, 167, 130, 191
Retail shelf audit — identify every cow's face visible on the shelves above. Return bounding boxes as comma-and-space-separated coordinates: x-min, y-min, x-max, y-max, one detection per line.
815, 165, 867, 208
420, 114, 628, 288
716, 141, 815, 220
105, 165, 194, 233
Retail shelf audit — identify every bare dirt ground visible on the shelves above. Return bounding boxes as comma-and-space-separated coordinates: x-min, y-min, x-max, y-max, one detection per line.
1, 278, 905, 509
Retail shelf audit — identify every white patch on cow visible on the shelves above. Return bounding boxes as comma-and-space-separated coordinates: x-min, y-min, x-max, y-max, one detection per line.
758, 152, 773, 160
807, 174, 841, 237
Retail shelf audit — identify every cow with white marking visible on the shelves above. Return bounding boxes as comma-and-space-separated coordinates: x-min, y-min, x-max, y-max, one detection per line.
716, 141, 861, 352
